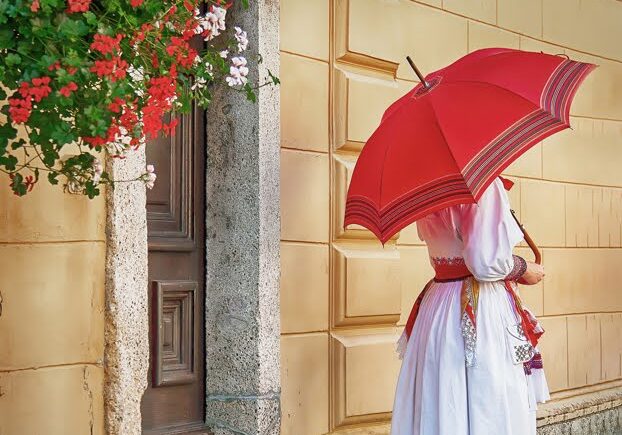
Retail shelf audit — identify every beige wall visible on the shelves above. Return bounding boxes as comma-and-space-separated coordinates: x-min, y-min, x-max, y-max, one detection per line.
0, 178, 106, 434
280, 0, 622, 433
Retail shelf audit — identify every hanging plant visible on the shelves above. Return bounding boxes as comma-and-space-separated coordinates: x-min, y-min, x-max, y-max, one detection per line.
0, 0, 278, 197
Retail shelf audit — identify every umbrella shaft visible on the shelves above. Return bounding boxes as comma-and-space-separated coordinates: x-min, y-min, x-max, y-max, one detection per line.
406, 56, 429, 88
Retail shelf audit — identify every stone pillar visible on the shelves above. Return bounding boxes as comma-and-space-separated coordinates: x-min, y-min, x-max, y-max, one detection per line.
204, 0, 281, 433
104, 150, 150, 435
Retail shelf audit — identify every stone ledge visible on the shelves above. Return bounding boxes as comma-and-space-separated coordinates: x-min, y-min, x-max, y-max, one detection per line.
538, 382, 622, 427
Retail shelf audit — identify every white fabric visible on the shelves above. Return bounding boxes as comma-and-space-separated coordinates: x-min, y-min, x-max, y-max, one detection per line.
391, 178, 550, 435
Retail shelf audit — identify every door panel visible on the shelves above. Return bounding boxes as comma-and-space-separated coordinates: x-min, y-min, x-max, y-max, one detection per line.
142, 107, 207, 434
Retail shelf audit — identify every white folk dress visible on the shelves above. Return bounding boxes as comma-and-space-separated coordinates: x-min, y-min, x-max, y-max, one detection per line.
391, 178, 550, 435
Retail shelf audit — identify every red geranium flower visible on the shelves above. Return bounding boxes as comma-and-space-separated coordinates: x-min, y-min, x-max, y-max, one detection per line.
67, 0, 91, 13
90, 57, 128, 82
19, 77, 52, 102
59, 82, 78, 97
8, 98, 33, 124
90, 34, 124, 55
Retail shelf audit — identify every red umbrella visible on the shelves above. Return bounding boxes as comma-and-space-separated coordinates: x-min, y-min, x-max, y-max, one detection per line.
344, 48, 595, 246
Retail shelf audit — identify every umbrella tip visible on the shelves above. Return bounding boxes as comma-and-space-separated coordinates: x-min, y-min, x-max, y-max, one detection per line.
406, 56, 429, 88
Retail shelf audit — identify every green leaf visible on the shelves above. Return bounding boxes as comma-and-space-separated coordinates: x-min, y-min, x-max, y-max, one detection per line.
244, 83, 256, 103
51, 122, 78, 146
40, 0, 63, 9
0, 154, 18, 171
5, 53, 21, 66
0, 27, 14, 49
10, 172, 27, 196
84, 180, 100, 199
40, 143, 59, 167
83, 10, 97, 26
267, 69, 280, 86
0, 122, 17, 141
10, 138, 26, 150
58, 17, 89, 39
0, 122, 17, 149
48, 171, 59, 185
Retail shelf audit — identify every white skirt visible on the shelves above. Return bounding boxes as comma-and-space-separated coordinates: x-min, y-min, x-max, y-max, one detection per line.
391, 280, 550, 435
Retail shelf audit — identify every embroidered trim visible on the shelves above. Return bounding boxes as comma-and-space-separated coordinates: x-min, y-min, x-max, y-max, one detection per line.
461, 277, 479, 367
524, 352, 544, 375
506, 255, 527, 281
432, 256, 472, 282
431, 256, 466, 266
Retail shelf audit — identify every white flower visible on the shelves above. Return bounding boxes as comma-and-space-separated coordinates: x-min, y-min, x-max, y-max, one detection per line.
128, 65, 144, 83
106, 126, 132, 157
200, 6, 227, 41
226, 56, 249, 87
219, 49, 229, 58
92, 158, 103, 185
234, 26, 248, 52
67, 179, 82, 194
144, 164, 157, 189
191, 76, 208, 91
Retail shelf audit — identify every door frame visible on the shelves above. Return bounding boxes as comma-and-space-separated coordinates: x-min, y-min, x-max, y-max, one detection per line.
102, 2, 281, 433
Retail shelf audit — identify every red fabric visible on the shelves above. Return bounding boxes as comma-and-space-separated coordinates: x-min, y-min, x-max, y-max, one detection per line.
503, 281, 543, 347
405, 280, 543, 348
498, 176, 515, 191
345, 48, 596, 244
404, 280, 433, 341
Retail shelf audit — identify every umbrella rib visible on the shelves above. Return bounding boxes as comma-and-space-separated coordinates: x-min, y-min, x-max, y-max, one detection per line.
425, 97, 472, 198
442, 79, 542, 114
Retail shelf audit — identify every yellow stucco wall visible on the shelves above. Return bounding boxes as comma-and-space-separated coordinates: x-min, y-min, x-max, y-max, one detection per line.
0, 178, 106, 434
279, 0, 622, 433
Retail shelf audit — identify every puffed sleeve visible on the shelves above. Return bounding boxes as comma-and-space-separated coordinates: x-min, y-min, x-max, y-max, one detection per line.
458, 178, 527, 282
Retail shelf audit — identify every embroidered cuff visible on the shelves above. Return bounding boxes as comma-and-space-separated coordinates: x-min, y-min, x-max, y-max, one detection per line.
506, 255, 527, 281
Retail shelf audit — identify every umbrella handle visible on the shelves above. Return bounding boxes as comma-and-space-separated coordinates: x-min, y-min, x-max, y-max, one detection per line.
510, 209, 542, 265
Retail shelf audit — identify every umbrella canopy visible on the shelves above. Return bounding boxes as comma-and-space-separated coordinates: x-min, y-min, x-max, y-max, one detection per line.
344, 48, 595, 244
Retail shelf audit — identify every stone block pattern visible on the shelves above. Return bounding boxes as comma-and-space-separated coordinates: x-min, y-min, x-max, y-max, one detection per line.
280, 0, 622, 433
0, 176, 106, 434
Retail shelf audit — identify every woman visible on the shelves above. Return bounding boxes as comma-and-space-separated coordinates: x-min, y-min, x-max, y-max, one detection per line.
391, 177, 549, 435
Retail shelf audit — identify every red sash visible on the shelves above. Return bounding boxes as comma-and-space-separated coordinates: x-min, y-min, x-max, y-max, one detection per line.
403, 260, 542, 349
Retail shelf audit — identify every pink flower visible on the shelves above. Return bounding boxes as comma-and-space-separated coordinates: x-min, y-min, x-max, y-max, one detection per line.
144, 164, 157, 189
130, 0, 144, 7
30, 0, 40, 12
226, 57, 249, 87
92, 159, 103, 185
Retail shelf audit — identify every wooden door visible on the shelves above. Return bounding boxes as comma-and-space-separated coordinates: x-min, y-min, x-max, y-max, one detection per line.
141, 107, 208, 434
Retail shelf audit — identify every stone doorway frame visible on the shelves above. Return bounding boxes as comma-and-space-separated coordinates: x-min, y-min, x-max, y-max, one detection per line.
102, 1, 281, 434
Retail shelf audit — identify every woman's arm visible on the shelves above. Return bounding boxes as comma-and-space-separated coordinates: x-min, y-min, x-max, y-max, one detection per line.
459, 179, 528, 282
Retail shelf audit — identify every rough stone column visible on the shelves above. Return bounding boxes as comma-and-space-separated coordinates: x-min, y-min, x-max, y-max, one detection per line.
204, 0, 281, 434
104, 150, 150, 435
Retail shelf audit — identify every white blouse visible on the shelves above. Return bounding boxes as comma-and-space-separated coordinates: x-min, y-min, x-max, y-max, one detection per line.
416, 177, 525, 281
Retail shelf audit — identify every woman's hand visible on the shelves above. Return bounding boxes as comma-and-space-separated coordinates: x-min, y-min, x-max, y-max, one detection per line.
519, 262, 545, 285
